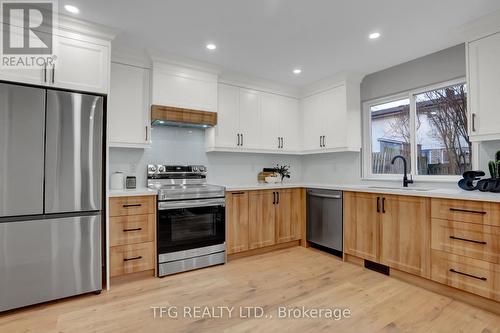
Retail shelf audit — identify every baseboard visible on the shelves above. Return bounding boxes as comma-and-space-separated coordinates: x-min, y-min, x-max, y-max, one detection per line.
228, 241, 300, 260
345, 254, 500, 316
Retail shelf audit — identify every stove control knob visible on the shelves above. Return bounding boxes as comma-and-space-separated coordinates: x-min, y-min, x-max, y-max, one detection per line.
158, 165, 166, 173
192, 166, 198, 172
199, 166, 206, 172
148, 165, 157, 172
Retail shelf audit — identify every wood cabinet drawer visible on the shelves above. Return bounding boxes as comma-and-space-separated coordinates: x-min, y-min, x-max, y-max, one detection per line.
431, 219, 500, 264
431, 198, 500, 226
431, 250, 500, 301
110, 214, 155, 246
110, 242, 155, 277
109, 196, 155, 217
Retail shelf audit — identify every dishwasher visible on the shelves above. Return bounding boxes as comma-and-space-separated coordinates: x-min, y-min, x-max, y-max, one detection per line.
306, 189, 343, 257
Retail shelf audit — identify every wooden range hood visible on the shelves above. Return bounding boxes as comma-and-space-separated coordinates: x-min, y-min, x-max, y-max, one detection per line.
151, 105, 217, 128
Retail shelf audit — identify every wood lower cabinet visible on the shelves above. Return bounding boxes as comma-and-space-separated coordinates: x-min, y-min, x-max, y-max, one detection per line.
249, 190, 276, 249
344, 192, 430, 277
431, 198, 500, 227
380, 195, 430, 278
226, 188, 305, 255
109, 195, 156, 278
431, 250, 500, 301
344, 192, 380, 261
226, 191, 249, 254
275, 189, 303, 243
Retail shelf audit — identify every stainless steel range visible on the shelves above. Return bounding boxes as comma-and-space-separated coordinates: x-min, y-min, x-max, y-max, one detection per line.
148, 165, 226, 277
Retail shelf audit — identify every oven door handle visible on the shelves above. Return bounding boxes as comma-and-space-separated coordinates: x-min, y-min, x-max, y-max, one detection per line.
158, 198, 226, 210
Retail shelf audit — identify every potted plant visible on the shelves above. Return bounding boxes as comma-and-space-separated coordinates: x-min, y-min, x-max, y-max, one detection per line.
488, 150, 500, 179
275, 164, 291, 183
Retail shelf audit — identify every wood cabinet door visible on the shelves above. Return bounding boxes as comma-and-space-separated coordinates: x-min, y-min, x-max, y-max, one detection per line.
248, 190, 276, 249
226, 191, 249, 254
380, 195, 431, 278
275, 189, 303, 244
344, 192, 380, 261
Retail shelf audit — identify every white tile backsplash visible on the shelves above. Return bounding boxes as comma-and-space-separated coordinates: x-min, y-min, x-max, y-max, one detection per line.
109, 126, 500, 189
109, 126, 302, 187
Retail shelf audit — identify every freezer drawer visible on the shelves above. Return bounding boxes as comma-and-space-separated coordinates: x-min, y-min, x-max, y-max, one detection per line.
0, 83, 45, 217
307, 189, 343, 252
0, 215, 101, 312
44, 90, 104, 214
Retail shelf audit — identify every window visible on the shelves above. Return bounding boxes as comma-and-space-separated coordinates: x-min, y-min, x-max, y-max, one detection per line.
363, 79, 471, 179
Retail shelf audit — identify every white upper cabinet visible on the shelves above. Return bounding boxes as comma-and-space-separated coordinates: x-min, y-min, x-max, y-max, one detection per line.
468, 31, 500, 141
206, 83, 300, 153
211, 83, 240, 148
108, 62, 151, 148
152, 62, 217, 112
51, 36, 109, 94
301, 82, 361, 153
238, 88, 262, 149
0, 23, 111, 94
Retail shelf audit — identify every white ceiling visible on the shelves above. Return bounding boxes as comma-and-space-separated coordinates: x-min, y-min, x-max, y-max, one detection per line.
62, 0, 500, 86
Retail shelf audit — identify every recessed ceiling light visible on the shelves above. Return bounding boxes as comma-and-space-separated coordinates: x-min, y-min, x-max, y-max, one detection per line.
64, 4, 80, 14
369, 32, 381, 39
293, 68, 302, 75
206, 43, 217, 50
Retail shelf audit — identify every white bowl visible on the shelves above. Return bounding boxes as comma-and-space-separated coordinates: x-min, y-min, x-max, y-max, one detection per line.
265, 176, 279, 183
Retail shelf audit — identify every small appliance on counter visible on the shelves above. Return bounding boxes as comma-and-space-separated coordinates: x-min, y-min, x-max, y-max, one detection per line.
126, 176, 137, 189
111, 172, 124, 190
147, 165, 226, 277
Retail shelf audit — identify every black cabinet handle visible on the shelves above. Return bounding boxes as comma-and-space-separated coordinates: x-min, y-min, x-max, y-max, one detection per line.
377, 197, 380, 213
231, 192, 245, 195
123, 228, 142, 232
241, 133, 243, 146
382, 197, 386, 213
449, 268, 487, 281
123, 204, 142, 208
449, 236, 486, 245
280, 137, 284, 148
449, 208, 486, 215
123, 256, 142, 262
145, 126, 148, 141
52, 65, 55, 84
43, 64, 47, 83
472, 113, 476, 132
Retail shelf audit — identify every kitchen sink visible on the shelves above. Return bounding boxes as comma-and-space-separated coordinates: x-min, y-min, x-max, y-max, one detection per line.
367, 186, 433, 192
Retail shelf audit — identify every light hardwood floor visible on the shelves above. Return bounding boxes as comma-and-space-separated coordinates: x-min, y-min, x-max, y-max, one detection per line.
1, 247, 499, 333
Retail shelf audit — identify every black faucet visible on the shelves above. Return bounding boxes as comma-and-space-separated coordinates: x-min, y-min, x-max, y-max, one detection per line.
391, 155, 413, 187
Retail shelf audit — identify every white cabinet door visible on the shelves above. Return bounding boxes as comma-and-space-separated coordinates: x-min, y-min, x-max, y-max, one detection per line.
239, 88, 261, 149
321, 85, 347, 149
108, 62, 150, 147
214, 84, 240, 148
468, 32, 500, 141
152, 63, 217, 112
278, 96, 300, 152
260, 92, 281, 150
51, 36, 109, 93
302, 94, 322, 151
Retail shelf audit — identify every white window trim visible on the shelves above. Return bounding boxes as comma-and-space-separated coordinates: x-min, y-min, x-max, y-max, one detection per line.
362, 78, 472, 182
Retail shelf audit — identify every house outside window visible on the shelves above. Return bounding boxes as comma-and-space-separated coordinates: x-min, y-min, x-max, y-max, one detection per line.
363, 79, 472, 180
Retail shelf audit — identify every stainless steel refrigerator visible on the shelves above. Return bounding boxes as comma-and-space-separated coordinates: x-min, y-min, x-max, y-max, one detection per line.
0, 83, 103, 312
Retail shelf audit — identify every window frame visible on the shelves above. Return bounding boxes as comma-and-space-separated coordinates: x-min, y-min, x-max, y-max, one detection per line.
362, 78, 475, 182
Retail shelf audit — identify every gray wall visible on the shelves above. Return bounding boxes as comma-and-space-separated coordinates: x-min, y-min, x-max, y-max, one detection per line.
360, 43, 466, 102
